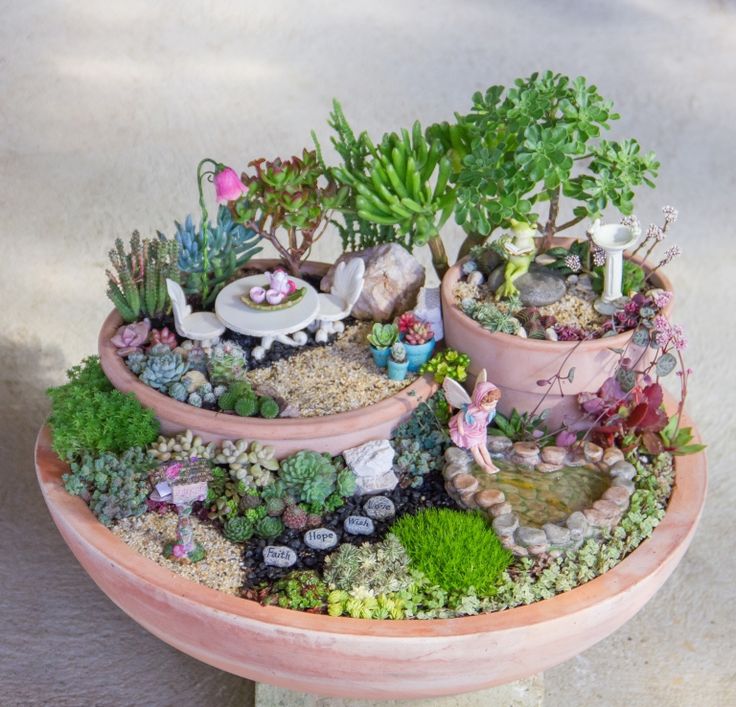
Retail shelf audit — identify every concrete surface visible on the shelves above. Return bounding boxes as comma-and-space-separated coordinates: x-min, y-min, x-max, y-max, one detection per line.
1, 1, 733, 705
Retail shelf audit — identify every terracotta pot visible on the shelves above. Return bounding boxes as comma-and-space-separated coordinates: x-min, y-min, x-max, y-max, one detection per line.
99, 260, 437, 457
35, 407, 706, 699
441, 255, 673, 429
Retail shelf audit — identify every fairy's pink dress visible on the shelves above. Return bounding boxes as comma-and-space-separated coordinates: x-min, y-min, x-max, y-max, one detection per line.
448, 381, 498, 450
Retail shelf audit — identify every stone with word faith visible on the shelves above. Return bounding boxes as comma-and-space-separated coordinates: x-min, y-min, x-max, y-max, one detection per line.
363, 495, 396, 521
262, 545, 297, 568
344, 515, 375, 536
304, 528, 339, 551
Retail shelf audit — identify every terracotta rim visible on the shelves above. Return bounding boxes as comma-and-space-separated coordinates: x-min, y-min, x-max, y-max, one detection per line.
98, 259, 437, 440
35, 401, 706, 637
440, 254, 674, 352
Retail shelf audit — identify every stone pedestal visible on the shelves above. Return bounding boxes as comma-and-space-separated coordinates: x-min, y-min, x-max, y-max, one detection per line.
255, 675, 544, 706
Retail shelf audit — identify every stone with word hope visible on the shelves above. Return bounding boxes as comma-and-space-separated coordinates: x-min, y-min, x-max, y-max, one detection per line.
304, 528, 339, 551
262, 545, 297, 568
344, 515, 375, 536
363, 495, 396, 521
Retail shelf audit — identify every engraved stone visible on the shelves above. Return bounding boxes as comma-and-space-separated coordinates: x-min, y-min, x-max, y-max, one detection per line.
304, 528, 338, 551
344, 515, 375, 536
363, 495, 396, 521
263, 545, 297, 568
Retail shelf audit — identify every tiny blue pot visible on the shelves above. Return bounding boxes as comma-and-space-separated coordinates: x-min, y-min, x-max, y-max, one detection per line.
404, 337, 436, 372
370, 345, 391, 369
387, 358, 409, 381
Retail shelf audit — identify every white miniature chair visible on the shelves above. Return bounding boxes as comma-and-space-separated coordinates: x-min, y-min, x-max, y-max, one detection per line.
166, 278, 226, 342
312, 259, 366, 343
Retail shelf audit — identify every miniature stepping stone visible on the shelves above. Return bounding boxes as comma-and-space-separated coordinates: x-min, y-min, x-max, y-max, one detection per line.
515, 526, 547, 548
344, 515, 375, 536
487, 436, 513, 453
583, 442, 604, 462
263, 545, 297, 568
474, 489, 506, 509
536, 462, 562, 473
453, 473, 479, 495
611, 477, 635, 494
543, 523, 571, 546
602, 485, 632, 508
493, 513, 519, 537
512, 441, 540, 459
603, 447, 625, 466
445, 447, 472, 464
304, 528, 338, 551
363, 495, 396, 521
592, 499, 622, 519
566, 511, 589, 540
541, 445, 568, 465
610, 460, 636, 480
488, 264, 566, 307
490, 501, 513, 517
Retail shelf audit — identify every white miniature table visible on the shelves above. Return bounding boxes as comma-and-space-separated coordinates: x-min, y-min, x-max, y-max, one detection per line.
215, 274, 320, 356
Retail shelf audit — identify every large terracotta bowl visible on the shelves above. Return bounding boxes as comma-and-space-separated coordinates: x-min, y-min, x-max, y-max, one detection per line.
441, 255, 674, 429
99, 260, 437, 456
35, 414, 706, 700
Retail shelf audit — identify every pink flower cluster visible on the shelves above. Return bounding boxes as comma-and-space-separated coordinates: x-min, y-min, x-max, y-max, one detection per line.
651, 289, 673, 310
653, 315, 688, 351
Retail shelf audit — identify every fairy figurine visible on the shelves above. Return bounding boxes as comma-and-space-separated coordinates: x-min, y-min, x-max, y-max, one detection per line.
443, 369, 502, 474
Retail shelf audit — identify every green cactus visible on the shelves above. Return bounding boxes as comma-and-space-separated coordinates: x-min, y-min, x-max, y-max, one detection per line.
258, 396, 280, 419
139, 344, 188, 391
234, 393, 258, 417
106, 231, 180, 323
367, 322, 399, 348
255, 515, 284, 540
223, 516, 255, 543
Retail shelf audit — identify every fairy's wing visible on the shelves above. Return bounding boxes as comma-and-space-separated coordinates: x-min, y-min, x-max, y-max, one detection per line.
477, 368, 487, 384
442, 377, 472, 409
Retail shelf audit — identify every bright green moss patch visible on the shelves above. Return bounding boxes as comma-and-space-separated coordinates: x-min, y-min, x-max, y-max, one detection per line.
47, 356, 159, 460
391, 508, 513, 596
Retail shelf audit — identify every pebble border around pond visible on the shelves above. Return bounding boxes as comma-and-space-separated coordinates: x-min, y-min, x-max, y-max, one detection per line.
443, 438, 636, 557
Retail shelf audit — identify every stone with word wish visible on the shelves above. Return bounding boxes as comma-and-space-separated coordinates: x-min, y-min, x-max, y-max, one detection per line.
344, 515, 375, 536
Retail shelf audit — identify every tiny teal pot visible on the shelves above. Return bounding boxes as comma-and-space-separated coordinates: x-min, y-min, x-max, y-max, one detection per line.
387, 358, 409, 381
404, 337, 436, 372
370, 345, 391, 369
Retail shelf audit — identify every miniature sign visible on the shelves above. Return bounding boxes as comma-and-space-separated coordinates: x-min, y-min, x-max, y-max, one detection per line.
150, 459, 212, 506
344, 515, 375, 536
263, 545, 298, 568
304, 528, 339, 551
363, 495, 396, 521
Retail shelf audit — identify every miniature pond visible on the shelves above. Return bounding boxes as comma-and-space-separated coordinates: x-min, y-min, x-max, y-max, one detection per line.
476, 460, 612, 527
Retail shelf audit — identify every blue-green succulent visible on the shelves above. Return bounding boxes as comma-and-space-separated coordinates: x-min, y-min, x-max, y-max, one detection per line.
139, 344, 189, 391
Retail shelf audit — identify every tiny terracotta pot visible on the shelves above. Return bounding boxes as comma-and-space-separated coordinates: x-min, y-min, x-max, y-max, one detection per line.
35, 406, 706, 699
441, 254, 673, 429
99, 260, 437, 457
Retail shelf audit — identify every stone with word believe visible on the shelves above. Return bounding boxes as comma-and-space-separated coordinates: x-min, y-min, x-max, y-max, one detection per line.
304, 528, 339, 551
344, 515, 375, 536
363, 495, 396, 521
262, 545, 297, 568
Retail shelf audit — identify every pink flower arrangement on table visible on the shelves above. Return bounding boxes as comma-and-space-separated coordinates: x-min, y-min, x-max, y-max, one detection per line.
249, 268, 298, 306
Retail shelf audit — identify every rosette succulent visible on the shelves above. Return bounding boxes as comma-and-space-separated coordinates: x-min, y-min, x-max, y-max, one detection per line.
223, 516, 255, 543
279, 450, 339, 508
207, 341, 248, 385
139, 344, 188, 391
404, 320, 434, 346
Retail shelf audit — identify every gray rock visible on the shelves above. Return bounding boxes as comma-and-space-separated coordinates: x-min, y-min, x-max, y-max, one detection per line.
610, 460, 637, 480
263, 545, 297, 568
566, 511, 589, 540
304, 528, 338, 551
445, 446, 472, 464
343, 439, 395, 477
467, 270, 485, 286
543, 523, 572, 546
515, 526, 547, 547
487, 436, 513, 453
492, 513, 519, 537
354, 470, 399, 496
320, 243, 425, 322
344, 515, 375, 535
487, 264, 566, 307
611, 477, 636, 494
363, 495, 396, 521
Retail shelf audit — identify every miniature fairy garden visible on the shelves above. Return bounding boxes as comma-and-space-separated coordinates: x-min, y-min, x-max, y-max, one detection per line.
45, 70, 704, 621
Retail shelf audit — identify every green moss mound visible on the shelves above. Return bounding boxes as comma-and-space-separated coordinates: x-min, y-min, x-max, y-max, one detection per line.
47, 356, 159, 460
391, 508, 513, 596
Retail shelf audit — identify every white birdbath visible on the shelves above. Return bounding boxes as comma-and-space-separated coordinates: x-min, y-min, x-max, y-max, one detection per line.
589, 220, 638, 314
214, 275, 320, 358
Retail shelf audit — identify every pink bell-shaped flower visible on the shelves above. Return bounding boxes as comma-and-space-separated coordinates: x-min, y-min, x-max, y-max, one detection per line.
214, 166, 247, 203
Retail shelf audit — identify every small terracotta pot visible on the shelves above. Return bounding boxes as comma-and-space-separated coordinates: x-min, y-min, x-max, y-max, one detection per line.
34, 408, 706, 699
441, 254, 673, 429
99, 260, 437, 457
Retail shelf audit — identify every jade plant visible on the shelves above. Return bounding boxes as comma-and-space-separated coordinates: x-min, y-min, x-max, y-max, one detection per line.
419, 348, 470, 383
47, 357, 159, 461
225, 149, 348, 276
328, 103, 456, 277
106, 231, 180, 322
448, 71, 659, 256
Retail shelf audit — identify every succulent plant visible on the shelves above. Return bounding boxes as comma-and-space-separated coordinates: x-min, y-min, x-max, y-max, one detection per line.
209, 496, 238, 522
139, 344, 189, 391
234, 394, 258, 417
393, 437, 434, 488
247, 441, 280, 476
335, 467, 357, 497
396, 311, 418, 334
419, 348, 470, 383
261, 480, 286, 501
306, 513, 323, 529
63, 447, 155, 526
207, 341, 248, 385
404, 320, 434, 346
110, 319, 151, 356
390, 341, 407, 364
367, 322, 399, 349
282, 503, 309, 530
167, 381, 188, 402
223, 515, 255, 543
185, 345, 208, 374
255, 515, 284, 540
259, 396, 280, 419
280, 450, 339, 508
187, 392, 203, 407
125, 351, 148, 375
149, 327, 177, 350
217, 381, 251, 411
147, 429, 217, 463
265, 497, 286, 517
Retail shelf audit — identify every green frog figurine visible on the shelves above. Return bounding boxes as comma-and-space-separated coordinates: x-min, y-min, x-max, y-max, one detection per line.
495, 219, 538, 300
